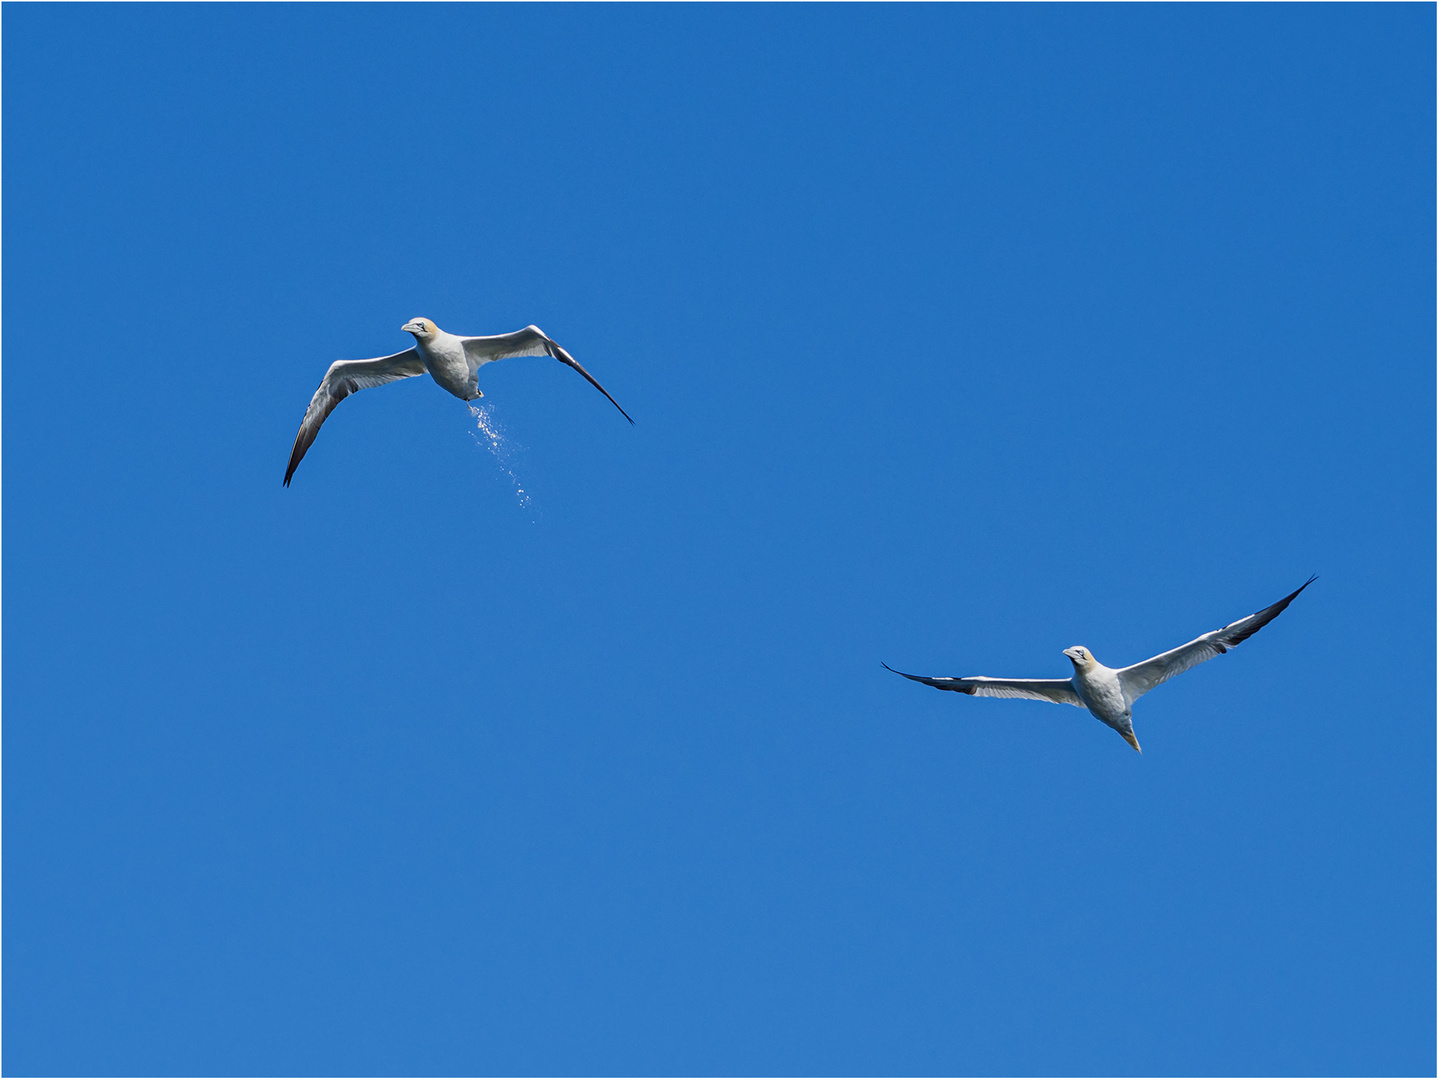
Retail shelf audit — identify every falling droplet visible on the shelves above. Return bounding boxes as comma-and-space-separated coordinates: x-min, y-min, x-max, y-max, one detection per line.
468, 403, 535, 514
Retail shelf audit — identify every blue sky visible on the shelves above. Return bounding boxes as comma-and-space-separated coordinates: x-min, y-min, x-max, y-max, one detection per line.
4, 5, 1432, 1076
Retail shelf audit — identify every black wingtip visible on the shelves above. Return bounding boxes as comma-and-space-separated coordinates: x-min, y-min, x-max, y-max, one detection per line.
1224, 574, 1319, 646
547, 342, 635, 425
1265, 575, 1317, 610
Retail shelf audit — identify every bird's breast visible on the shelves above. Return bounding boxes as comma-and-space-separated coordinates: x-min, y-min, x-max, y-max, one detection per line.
1077, 670, 1130, 726
421, 340, 472, 400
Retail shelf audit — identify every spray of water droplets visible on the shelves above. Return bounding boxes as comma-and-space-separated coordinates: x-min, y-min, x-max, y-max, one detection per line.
468, 403, 535, 514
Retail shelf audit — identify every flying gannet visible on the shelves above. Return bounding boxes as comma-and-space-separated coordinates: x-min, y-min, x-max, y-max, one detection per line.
284, 318, 633, 486
883, 577, 1315, 752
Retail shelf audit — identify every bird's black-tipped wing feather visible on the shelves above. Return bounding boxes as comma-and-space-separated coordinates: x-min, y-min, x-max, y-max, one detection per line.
882, 663, 1084, 707
1117, 576, 1316, 701
461, 326, 634, 424
284, 348, 425, 486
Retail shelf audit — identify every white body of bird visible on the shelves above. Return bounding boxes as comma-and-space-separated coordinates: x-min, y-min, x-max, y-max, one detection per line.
1062, 648, 1140, 751
406, 319, 475, 400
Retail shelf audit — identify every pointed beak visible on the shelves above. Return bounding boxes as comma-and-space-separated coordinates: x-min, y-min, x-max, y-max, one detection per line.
1121, 730, 1142, 753
402, 321, 422, 334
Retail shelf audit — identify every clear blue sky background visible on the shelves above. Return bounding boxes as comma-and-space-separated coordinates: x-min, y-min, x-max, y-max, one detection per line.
4, 5, 1433, 1076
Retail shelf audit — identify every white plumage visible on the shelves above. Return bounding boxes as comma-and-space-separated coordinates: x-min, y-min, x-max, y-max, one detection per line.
885, 577, 1315, 752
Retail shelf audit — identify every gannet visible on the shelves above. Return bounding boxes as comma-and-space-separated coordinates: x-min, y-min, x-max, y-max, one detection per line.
884, 577, 1315, 752
284, 318, 633, 486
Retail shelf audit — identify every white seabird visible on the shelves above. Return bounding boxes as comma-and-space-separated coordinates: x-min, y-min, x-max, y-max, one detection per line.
884, 577, 1315, 752
284, 318, 633, 486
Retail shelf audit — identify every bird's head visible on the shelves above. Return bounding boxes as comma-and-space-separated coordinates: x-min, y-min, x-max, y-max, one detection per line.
1063, 646, 1095, 671
402, 317, 438, 340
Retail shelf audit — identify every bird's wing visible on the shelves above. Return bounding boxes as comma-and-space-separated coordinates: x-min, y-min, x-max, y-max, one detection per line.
1117, 576, 1316, 701
461, 325, 634, 424
882, 663, 1084, 707
283, 348, 426, 486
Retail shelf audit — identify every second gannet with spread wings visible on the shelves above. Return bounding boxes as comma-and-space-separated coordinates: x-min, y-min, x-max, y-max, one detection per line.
884, 577, 1315, 752
284, 318, 633, 486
